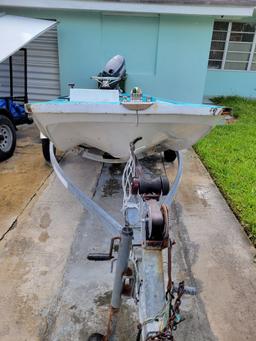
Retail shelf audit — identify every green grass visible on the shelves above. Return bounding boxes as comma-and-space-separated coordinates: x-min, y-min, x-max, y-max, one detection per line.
194, 96, 256, 244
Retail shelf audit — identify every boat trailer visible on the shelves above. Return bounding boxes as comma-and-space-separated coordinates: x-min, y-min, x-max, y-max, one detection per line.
49, 140, 196, 340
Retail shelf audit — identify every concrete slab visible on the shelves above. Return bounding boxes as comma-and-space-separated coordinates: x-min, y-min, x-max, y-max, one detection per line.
0, 151, 102, 341
0, 125, 52, 238
0, 148, 255, 341
42, 162, 138, 341
171, 150, 256, 341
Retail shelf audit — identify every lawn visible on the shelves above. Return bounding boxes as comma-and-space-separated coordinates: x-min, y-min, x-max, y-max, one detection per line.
194, 96, 256, 245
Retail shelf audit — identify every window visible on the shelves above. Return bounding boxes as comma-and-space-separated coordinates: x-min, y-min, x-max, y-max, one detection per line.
208, 21, 256, 71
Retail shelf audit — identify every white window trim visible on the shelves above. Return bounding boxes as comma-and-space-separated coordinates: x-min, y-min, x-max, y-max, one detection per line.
209, 21, 256, 72
221, 22, 232, 70
247, 31, 256, 70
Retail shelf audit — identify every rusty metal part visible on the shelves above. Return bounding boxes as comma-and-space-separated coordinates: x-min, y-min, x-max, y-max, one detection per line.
168, 281, 185, 332
143, 239, 168, 250
106, 306, 120, 341
123, 266, 133, 277
122, 281, 133, 297
143, 194, 162, 201
144, 240, 186, 341
143, 203, 170, 250
121, 263, 136, 297
145, 282, 185, 340
131, 177, 140, 194
167, 239, 176, 293
160, 204, 170, 240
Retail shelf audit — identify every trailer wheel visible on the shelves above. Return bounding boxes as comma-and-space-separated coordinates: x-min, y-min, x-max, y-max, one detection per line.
0, 114, 16, 162
164, 149, 177, 163
42, 138, 56, 163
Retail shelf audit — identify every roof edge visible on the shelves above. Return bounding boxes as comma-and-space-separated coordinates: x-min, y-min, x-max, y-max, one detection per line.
0, 0, 255, 17
0, 14, 56, 63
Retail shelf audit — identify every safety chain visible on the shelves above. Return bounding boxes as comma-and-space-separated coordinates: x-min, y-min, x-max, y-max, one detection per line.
143, 281, 185, 341
137, 239, 185, 341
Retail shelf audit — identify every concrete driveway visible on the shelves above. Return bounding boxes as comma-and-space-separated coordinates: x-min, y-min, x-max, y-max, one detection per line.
0, 145, 255, 341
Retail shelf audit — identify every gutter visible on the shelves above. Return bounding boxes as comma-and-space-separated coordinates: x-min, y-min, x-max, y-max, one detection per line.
0, 0, 254, 17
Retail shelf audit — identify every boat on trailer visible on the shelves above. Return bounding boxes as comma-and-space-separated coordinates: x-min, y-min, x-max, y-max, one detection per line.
25, 56, 229, 340
26, 87, 226, 161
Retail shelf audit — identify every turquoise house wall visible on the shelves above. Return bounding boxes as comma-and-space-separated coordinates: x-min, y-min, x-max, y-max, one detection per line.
156, 15, 213, 102
2, 8, 214, 103
205, 70, 256, 98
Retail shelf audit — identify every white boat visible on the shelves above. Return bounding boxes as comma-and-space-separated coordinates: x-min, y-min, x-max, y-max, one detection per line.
26, 88, 226, 160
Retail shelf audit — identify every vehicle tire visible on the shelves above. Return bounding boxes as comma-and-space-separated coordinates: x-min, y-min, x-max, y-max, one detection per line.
87, 333, 104, 341
164, 149, 177, 163
42, 138, 56, 163
0, 114, 16, 162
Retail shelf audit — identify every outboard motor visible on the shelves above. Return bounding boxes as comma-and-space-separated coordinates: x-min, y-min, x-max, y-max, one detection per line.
92, 55, 126, 91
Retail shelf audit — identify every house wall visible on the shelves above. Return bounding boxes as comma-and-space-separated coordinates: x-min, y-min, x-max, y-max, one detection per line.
205, 70, 256, 98
1, 7, 214, 103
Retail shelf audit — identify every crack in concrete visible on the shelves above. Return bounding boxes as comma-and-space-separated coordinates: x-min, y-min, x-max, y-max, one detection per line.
0, 219, 18, 242
92, 163, 104, 199
0, 168, 53, 241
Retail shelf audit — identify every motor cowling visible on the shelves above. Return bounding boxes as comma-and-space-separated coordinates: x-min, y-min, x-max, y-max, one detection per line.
102, 55, 126, 78
97, 55, 126, 90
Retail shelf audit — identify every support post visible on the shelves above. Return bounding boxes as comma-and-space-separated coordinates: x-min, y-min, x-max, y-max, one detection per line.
106, 227, 133, 340
9, 56, 13, 100
23, 48, 28, 103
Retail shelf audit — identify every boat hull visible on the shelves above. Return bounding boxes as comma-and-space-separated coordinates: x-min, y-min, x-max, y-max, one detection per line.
27, 100, 225, 159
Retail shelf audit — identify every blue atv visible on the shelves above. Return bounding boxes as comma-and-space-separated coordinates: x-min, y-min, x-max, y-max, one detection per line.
0, 48, 33, 161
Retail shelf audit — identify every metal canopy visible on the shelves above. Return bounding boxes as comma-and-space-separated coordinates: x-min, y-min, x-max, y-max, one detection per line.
0, 14, 56, 63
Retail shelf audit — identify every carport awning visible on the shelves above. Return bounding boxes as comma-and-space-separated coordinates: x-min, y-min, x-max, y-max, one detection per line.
0, 14, 56, 63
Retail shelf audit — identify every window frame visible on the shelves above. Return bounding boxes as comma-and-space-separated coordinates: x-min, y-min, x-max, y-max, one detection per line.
208, 21, 256, 72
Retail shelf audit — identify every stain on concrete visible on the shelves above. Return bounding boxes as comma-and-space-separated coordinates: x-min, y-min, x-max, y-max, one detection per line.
0, 324, 10, 338
109, 164, 123, 176
94, 290, 112, 306
101, 164, 124, 197
40, 270, 48, 276
196, 187, 210, 208
39, 231, 49, 242
170, 202, 217, 341
71, 312, 83, 324
141, 155, 163, 176
5, 236, 34, 256
77, 302, 138, 341
69, 304, 77, 310
40, 212, 51, 229
102, 178, 121, 197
